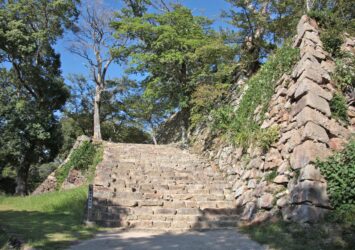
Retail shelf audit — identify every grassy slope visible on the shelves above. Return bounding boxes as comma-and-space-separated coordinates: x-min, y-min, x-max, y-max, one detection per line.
0, 186, 97, 249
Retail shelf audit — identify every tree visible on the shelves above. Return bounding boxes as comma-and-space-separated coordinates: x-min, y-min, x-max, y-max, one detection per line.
63, 74, 150, 145
222, 0, 305, 75
0, 0, 79, 195
113, 3, 236, 144
68, 0, 128, 141
126, 94, 167, 145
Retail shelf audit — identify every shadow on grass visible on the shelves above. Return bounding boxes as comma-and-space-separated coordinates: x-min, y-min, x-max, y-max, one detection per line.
241, 217, 355, 250
0, 187, 99, 249
0, 209, 97, 249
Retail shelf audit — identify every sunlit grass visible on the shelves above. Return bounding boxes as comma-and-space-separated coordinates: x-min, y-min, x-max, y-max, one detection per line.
0, 186, 97, 249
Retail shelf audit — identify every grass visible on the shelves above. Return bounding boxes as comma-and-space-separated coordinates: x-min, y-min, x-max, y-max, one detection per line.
0, 186, 97, 249
55, 141, 102, 189
212, 44, 299, 148
242, 215, 355, 250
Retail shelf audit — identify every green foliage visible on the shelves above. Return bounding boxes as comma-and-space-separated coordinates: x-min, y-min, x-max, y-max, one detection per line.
64, 74, 150, 145
243, 217, 355, 250
265, 170, 277, 182
87, 145, 104, 183
317, 140, 355, 209
257, 126, 280, 151
190, 83, 229, 128
28, 162, 59, 192
101, 122, 151, 144
0, 187, 97, 249
223, 0, 303, 73
330, 93, 349, 123
333, 53, 355, 92
326, 203, 355, 226
0, 0, 79, 195
320, 30, 343, 57
212, 45, 299, 148
124, 93, 167, 144
55, 142, 102, 189
114, 4, 236, 114
309, 8, 354, 57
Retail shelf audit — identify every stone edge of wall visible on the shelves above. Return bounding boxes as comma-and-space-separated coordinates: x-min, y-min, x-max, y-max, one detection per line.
191, 15, 354, 224
32, 135, 91, 195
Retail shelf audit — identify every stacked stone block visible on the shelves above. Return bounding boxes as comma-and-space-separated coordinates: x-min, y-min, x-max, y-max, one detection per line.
90, 142, 238, 230
191, 15, 353, 224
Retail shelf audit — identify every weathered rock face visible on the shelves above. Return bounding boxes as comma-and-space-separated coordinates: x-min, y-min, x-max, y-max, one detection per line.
32, 135, 91, 195
183, 15, 354, 224
62, 169, 86, 190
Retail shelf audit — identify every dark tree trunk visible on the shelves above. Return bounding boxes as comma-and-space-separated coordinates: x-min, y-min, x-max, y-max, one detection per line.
180, 107, 190, 146
15, 165, 29, 196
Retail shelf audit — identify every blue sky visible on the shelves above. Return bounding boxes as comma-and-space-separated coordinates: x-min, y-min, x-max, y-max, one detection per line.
54, 0, 233, 84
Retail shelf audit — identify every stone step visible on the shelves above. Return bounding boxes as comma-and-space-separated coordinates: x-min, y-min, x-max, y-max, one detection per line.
91, 142, 238, 231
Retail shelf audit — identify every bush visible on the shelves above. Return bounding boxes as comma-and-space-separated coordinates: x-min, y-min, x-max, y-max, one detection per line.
55, 141, 102, 189
257, 126, 280, 151
317, 140, 355, 209
190, 83, 229, 128
320, 31, 343, 57
212, 45, 299, 148
28, 162, 59, 192
333, 53, 355, 92
308, 9, 353, 58
330, 93, 349, 123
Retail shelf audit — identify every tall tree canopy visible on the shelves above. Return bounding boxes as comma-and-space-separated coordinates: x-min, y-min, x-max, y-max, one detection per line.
222, 0, 304, 74
68, 0, 133, 141
113, 3, 236, 143
0, 0, 79, 195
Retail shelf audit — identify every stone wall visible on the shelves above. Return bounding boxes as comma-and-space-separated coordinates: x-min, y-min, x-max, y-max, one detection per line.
32, 135, 91, 195
156, 111, 189, 145
188, 15, 354, 223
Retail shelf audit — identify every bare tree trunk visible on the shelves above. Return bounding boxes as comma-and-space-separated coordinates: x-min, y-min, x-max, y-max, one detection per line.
15, 164, 29, 196
152, 134, 158, 145
93, 85, 102, 141
149, 121, 158, 145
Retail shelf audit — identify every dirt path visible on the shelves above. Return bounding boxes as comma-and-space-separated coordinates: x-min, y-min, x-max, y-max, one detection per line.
68, 229, 266, 250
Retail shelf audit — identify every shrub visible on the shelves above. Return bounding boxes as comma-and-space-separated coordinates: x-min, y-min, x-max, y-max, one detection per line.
330, 93, 349, 123
317, 140, 355, 209
333, 53, 355, 92
257, 126, 280, 151
211, 105, 235, 131
212, 45, 299, 148
190, 83, 229, 128
28, 162, 59, 192
55, 141, 102, 189
308, 9, 353, 58
320, 31, 343, 57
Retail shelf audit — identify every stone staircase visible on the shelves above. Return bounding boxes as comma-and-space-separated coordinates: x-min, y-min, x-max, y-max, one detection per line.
90, 142, 239, 230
